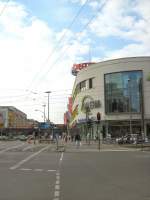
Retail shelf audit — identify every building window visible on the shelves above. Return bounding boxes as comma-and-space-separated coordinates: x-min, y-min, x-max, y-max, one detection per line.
80, 80, 86, 91
89, 78, 93, 89
105, 71, 142, 114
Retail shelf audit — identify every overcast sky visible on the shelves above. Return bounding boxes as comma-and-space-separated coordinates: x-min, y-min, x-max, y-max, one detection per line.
0, 0, 150, 123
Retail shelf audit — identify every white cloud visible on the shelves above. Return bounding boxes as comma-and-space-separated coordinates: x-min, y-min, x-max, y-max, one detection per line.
0, 1, 91, 123
105, 43, 150, 60
88, 0, 150, 59
68, 0, 87, 5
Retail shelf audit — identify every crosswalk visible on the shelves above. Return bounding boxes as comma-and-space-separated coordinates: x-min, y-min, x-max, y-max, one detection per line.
0, 141, 54, 153
0, 140, 149, 153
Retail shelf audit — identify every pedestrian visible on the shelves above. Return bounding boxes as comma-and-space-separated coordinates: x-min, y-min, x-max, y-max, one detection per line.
71, 135, 74, 142
65, 134, 68, 143
75, 133, 81, 148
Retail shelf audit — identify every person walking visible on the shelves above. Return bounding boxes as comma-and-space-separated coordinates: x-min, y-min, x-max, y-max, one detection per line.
75, 133, 81, 148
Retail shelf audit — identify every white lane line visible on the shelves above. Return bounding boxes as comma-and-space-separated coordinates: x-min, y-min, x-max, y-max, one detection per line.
56, 176, 60, 180
34, 169, 43, 172
10, 145, 50, 170
20, 168, 32, 171
22, 144, 34, 151
56, 180, 60, 185
102, 149, 139, 152
53, 170, 61, 200
55, 185, 60, 190
60, 152, 63, 162
0, 143, 25, 154
54, 191, 60, 197
48, 170, 56, 172
22, 144, 44, 151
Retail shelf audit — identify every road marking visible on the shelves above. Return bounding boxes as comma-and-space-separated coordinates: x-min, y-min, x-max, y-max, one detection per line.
60, 152, 63, 162
22, 144, 44, 151
55, 185, 60, 190
34, 169, 43, 172
101, 149, 140, 152
54, 191, 60, 197
11, 168, 57, 173
22, 144, 34, 151
53, 170, 60, 200
56, 180, 60, 185
20, 168, 32, 171
10, 145, 50, 170
56, 176, 60, 180
48, 169, 56, 172
0, 143, 25, 154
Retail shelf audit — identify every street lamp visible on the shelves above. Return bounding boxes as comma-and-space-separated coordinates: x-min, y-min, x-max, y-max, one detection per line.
45, 91, 51, 123
35, 109, 46, 122
42, 104, 46, 123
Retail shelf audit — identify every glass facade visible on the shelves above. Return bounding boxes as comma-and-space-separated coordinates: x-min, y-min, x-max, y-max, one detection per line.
105, 71, 142, 113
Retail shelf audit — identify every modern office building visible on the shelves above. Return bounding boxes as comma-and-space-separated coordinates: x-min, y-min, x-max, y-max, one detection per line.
70, 57, 150, 138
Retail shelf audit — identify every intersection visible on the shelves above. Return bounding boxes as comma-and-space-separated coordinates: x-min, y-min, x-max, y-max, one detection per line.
0, 141, 150, 200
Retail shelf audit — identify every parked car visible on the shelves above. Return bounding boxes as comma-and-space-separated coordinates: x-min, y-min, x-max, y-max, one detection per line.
14, 135, 28, 141
0, 135, 9, 140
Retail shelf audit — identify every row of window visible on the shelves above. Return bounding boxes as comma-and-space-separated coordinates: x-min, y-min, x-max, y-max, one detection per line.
72, 78, 94, 102
72, 70, 143, 114
105, 71, 142, 113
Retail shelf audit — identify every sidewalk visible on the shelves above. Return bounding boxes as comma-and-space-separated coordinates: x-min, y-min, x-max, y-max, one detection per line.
61, 141, 141, 152
45, 140, 149, 153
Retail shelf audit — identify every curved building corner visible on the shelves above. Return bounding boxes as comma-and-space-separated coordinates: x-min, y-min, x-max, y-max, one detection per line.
70, 56, 150, 139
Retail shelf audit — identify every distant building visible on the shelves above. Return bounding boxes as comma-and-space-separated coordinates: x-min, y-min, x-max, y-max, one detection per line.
0, 106, 27, 128
0, 106, 37, 129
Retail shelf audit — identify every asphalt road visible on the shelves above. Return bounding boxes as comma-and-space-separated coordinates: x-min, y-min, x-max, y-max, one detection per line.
0, 141, 150, 200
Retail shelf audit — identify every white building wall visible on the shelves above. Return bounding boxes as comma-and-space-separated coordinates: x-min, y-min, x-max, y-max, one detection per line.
71, 57, 150, 124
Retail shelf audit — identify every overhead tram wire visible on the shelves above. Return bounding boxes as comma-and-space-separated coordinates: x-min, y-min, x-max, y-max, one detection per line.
0, 0, 9, 16
33, 1, 106, 85
26, 0, 90, 91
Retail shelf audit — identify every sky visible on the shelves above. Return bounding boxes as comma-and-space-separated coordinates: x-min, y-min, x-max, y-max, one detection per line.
0, 0, 150, 123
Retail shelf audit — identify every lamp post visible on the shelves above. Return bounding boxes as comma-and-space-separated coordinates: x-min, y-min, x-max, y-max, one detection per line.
35, 109, 46, 122
128, 79, 133, 135
45, 91, 51, 123
42, 104, 46, 123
